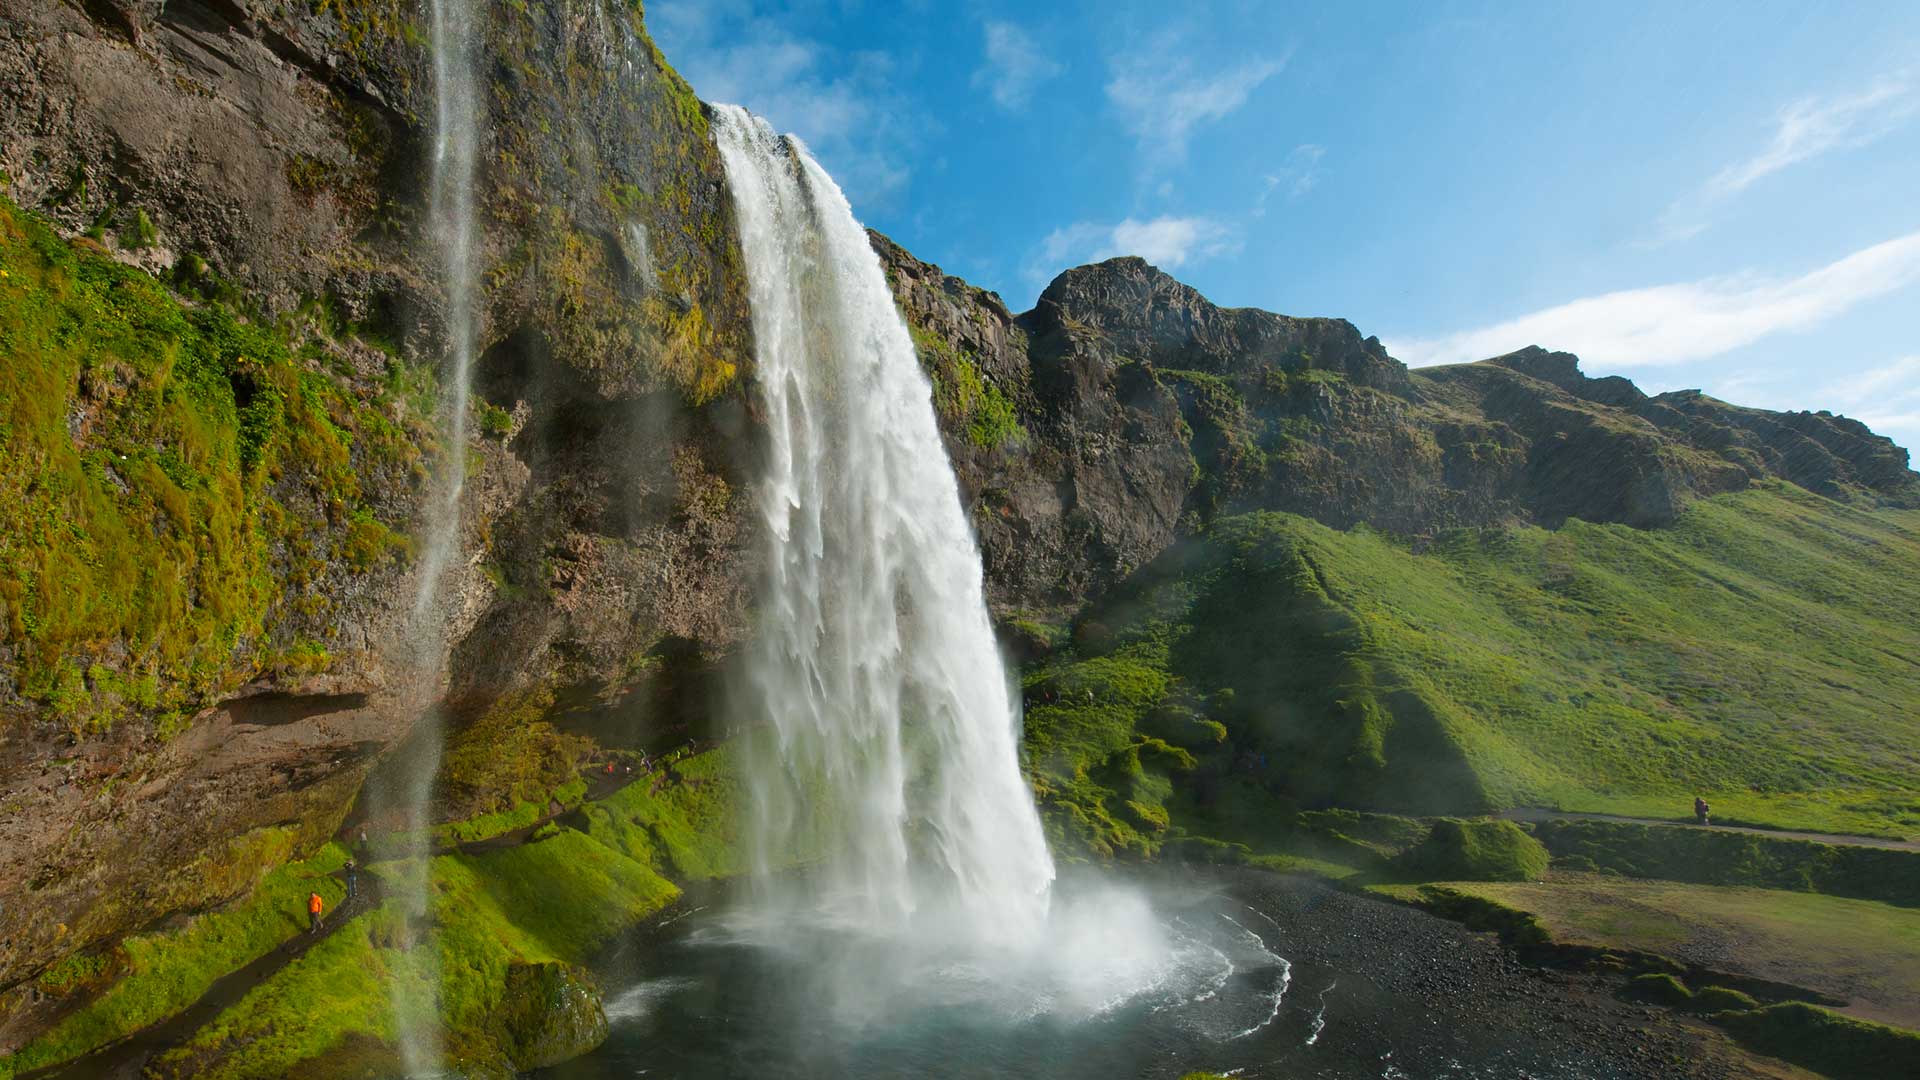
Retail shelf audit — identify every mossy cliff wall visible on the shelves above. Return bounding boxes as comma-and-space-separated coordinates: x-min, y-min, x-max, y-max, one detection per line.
0, 0, 759, 1038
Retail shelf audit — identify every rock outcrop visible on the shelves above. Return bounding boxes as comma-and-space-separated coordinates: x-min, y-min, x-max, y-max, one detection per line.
875, 246, 1917, 626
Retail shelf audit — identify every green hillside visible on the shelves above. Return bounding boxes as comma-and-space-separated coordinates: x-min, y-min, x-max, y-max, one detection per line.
1020, 481, 1920, 855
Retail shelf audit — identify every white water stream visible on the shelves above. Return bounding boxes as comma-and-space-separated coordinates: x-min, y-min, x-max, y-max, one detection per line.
712, 106, 1056, 949
387, 0, 482, 1071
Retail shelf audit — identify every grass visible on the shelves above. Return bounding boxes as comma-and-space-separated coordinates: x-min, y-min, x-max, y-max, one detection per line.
1392, 818, 1549, 882
154, 830, 679, 1079
1020, 484, 1920, 856
1, 841, 349, 1078
1533, 819, 1920, 907
1433, 873, 1920, 1028
578, 745, 745, 879
1714, 1002, 1920, 1080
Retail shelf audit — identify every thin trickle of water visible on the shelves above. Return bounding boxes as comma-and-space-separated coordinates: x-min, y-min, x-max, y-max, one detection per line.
386, 0, 482, 1071
711, 105, 1055, 947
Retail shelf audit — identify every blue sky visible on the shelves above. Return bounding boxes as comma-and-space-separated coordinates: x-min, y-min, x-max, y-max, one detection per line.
652, 1, 1920, 455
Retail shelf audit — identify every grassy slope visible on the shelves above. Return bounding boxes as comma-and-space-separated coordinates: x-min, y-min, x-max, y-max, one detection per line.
1022, 482, 1920, 854
0, 841, 348, 1079
134, 747, 743, 1079
1438, 875, 1920, 1028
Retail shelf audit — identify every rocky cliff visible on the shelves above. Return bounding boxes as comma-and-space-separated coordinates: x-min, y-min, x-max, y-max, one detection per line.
1, 0, 1916, 1072
876, 242, 1917, 630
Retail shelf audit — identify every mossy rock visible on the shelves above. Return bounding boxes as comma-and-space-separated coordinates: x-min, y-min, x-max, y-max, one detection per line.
1690, 986, 1760, 1014
1395, 819, 1549, 882
1622, 972, 1693, 1007
495, 961, 609, 1071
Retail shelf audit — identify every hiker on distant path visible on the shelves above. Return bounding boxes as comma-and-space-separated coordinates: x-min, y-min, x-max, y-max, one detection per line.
308, 891, 324, 933
357, 826, 370, 861
345, 860, 358, 902
1694, 796, 1711, 826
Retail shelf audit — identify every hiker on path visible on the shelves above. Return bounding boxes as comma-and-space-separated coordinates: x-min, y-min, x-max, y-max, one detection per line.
345, 860, 358, 902
308, 891, 324, 933
1693, 796, 1710, 826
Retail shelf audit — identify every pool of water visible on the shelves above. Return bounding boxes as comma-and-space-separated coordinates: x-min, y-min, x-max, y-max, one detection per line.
543, 873, 1643, 1080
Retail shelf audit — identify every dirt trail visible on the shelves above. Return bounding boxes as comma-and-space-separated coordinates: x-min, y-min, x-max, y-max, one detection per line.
1498, 808, 1920, 853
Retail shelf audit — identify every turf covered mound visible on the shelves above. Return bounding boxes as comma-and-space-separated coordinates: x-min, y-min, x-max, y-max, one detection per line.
1394, 820, 1549, 882
1713, 1003, 1920, 1080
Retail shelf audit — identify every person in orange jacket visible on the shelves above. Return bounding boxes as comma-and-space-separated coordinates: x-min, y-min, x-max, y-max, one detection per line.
308, 891, 324, 934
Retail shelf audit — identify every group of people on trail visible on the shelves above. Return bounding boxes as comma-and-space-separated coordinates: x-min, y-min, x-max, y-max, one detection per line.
305, 830, 370, 934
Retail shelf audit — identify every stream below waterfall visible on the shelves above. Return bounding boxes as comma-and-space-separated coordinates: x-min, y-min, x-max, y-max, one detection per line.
549, 870, 1693, 1080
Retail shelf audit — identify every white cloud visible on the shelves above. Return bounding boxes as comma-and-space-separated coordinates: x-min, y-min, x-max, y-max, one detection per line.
1105, 44, 1283, 161
1253, 144, 1324, 216
970, 21, 1062, 111
649, 0, 924, 206
1819, 355, 1920, 433
1709, 75, 1917, 198
1028, 215, 1238, 286
1390, 229, 1920, 368
1650, 73, 1917, 245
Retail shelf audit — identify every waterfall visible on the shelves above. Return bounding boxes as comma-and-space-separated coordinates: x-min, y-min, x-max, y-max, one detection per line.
385, 0, 481, 1071
712, 106, 1056, 949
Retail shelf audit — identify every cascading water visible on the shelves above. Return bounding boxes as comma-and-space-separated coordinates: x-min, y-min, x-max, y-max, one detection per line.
712, 105, 1055, 948
383, 0, 481, 1071
562, 105, 1296, 1074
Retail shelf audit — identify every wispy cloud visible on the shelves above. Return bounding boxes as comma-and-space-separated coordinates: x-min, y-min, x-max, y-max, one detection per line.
1711, 75, 1917, 197
1651, 73, 1917, 245
1254, 144, 1325, 216
1391, 229, 1920, 368
1819, 356, 1920, 437
971, 21, 1063, 111
650, 0, 925, 206
1105, 42, 1283, 161
1027, 215, 1238, 287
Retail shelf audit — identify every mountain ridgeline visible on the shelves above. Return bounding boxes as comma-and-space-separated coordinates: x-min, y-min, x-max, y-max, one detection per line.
1, 0, 1918, 1075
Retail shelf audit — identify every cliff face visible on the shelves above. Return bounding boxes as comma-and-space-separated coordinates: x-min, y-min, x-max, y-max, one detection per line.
1, 0, 1917, 1068
0, 0, 760, 1016
875, 242, 1918, 629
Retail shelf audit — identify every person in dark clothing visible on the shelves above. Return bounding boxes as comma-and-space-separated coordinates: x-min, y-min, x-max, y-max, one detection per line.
308, 891, 324, 933
1694, 796, 1711, 825
344, 860, 358, 902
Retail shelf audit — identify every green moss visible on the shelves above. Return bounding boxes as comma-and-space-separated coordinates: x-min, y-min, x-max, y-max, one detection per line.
1622, 971, 1693, 1007
160, 831, 677, 1079
6, 841, 349, 1076
912, 326, 1026, 449
438, 686, 592, 840
0, 194, 424, 732
1395, 819, 1550, 882
123, 208, 159, 250
579, 746, 745, 879
476, 399, 513, 439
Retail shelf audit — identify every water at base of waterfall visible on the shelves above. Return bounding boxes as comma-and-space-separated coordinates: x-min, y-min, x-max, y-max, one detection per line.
563, 877, 1294, 1080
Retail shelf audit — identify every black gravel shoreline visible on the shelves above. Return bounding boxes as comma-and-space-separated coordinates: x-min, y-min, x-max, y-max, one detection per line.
1193, 868, 1772, 1079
